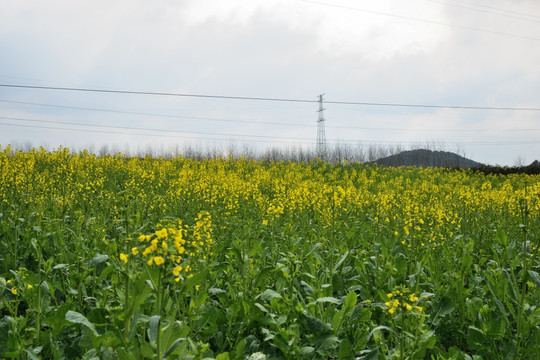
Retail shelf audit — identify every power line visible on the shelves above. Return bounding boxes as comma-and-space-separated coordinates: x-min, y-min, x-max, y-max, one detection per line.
0, 121, 311, 146
426, 0, 540, 24
443, 0, 540, 20
298, 0, 540, 41
2, 84, 540, 111
2, 100, 539, 132
1, 118, 539, 147
326, 100, 540, 111
0, 116, 316, 141
0, 84, 317, 103
0, 99, 313, 128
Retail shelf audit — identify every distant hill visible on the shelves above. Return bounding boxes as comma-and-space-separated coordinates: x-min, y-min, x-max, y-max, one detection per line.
373, 149, 483, 169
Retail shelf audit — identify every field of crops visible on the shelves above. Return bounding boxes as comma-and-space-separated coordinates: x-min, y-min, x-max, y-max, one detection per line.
0, 146, 539, 359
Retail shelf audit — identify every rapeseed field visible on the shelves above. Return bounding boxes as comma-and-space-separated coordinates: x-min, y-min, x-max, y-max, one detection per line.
0, 146, 539, 359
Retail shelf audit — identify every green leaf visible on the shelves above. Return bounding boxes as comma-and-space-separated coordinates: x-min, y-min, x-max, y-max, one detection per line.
304, 315, 333, 334
116, 348, 136, 360
462, 253, 473, 271
208, 287, 227, 295
315, 296, 342, 305
87, 254, 109, 268
257, 289, 282, 302
164, 337, 187, 357
467, 326, 486, 347
254, 303, 269, 313
344, 291, 357, 310
367, 325, 398, 340
528, 270, 540, 287
24, 349, 40, 360
148, 315, 160, 344
299, 346, 315, 356
496, 229, 508, 247
216, 352, 230, 360
432, 296, 454, 325
182, 269, 208, 292
65, 310, 99, 337
333, 251, 349, 273
358, 347, 379, 360
52, 263, 69, 270
306, 242, 323, 257
316, 334, 340, 354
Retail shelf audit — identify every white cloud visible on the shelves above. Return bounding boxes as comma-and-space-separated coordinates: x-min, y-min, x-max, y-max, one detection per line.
0, 0, 539, 164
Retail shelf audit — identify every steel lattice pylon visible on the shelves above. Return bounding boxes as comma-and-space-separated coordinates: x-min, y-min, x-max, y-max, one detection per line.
316, 94, 327, 159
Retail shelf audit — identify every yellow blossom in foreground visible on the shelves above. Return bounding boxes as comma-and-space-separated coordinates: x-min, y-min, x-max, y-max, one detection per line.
153, 256, 165, 266
11, 288, 17, 295
173, 266, 183, 276
119, 253, 128, 263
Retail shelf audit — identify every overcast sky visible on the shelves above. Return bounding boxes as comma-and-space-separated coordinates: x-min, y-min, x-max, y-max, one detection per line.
1, 0, 539, 165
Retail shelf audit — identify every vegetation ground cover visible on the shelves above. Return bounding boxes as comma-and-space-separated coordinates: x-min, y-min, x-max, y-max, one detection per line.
0, 146, 539, 359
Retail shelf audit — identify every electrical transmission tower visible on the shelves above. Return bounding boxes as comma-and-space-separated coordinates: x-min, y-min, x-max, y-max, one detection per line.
316, 94, 327, 159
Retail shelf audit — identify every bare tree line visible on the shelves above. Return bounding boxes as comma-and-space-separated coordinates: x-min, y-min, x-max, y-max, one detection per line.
6, 140, 467, 164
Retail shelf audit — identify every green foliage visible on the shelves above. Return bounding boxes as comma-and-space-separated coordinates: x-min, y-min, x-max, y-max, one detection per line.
0, 147, 539, 359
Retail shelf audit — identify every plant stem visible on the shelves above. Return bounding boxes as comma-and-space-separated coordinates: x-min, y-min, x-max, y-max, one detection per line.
400, 306, 405, 360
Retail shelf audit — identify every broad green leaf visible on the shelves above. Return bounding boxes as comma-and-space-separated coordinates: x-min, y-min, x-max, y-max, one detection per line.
24, 349, 40, 360
304, 315, 333, 334
149, 315, 160, 344
164, 338, 187, 357
344, 291, 357, 310
116, 347, 136, 360
462, 253, 473, 270
315, 296, 342, 305
65, 310, 99, 336
254, 303, 268, 313
257, 289, 282, 302
216, 352, 230, 360
299, 346, 315, 356
433, 296, 454, 320
358, 347, 379, 360
496, 229, 508, 247
316, 334, 340, 354
87, 254, 109, 268
528, 270, 540, 287
208, 287, 227, 295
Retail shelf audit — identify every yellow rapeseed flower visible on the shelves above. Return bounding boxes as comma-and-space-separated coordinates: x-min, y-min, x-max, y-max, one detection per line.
11, 288, 17, 295
119, 253, 128, 263
153, 256, 165, 266
173, 266, 183, 276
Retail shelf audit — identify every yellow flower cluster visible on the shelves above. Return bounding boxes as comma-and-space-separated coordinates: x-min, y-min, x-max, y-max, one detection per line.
119, 212, 213, 283
385, 286, 423, 315
2, 147, 539, 257
4, 268, 34, 296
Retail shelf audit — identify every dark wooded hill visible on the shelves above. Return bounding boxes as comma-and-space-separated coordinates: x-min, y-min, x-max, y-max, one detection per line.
372, 149, 483, 169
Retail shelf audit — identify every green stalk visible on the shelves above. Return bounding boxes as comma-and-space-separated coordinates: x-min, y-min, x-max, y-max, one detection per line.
400, 306, 405, 360
156, 268, 163, 360
124, 263, 130, 346
516, 200, 529, 357
36, 247, 42, 344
